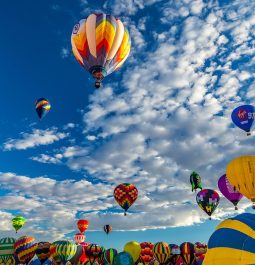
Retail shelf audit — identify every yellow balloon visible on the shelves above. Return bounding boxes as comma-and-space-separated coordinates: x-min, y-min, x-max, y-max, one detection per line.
226, 155, 255, 208
124, 241, 141, 262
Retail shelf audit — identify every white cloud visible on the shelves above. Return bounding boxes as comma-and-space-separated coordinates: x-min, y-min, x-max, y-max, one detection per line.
60, 47, 70, 59
3, 128, 68, 151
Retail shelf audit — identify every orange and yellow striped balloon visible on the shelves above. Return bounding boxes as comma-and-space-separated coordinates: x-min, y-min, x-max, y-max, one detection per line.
71, 13, 131, 88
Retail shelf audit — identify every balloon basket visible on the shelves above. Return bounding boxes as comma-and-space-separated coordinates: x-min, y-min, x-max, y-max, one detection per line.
247, 132, 251, 136
124, 212, 127, 216
235, 206, 238, 210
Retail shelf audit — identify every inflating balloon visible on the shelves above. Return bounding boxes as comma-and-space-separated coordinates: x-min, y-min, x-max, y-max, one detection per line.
190, 171, 202, 192
140, 242, 154, 265
231, 105, 255, 135
77, 219, 89, 233
153, 242, 171, 264
12, 216, 25, 233
71, 13, 131, 88
55, 240, 77, 263
196, 189, 220, 220
104, 225, 112, 235
203, 213, 255, 265
35, 98, 51, 120
180, 242, 195, 265
114, 183, 138, 215
218, 174, 243, 210
226, 155, 255, 209
0, 237, 15, 264
35, 241, 51, 264
14, 236, 38, 264
75, 233, 86, 244
113, 252, 134, 265
104, 248, 118, 265
124, 241, 141, 263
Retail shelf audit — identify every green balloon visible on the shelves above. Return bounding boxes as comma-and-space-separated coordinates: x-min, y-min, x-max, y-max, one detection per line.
56, 240, 77, 262
12, 216, 25, 233
0, 237, 16, 263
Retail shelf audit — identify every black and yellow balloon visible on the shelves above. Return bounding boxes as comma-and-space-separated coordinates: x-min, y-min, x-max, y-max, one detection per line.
226, 156, 255, 208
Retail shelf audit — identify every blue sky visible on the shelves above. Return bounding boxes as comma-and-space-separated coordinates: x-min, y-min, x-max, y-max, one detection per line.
0, 0, 255, 251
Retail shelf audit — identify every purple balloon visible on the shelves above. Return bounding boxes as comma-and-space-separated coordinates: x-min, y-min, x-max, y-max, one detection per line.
218, 174, 243, 210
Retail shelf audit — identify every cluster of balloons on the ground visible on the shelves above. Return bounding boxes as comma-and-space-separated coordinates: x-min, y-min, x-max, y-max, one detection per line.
0, 236, 207, 265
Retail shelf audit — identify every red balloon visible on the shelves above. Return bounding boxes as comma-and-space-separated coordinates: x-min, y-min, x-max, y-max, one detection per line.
140, 242, 154, 265
77, 219, 89, 233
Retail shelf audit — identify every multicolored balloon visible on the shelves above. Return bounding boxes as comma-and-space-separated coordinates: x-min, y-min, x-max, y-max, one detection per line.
114, 183, 138, 215
104, 248, 118, 265
75, 233, 86, 244
14, 236, 38, 264
140, 242, 154, 265
231, 105, 255, 135
196, 189, 220, 219
0, 256, 16, 265
35, 98, 51, 120
55, 240, 77, 263
180, 242, 195, 265
124, 241, 141, 263
153, 242, 171, 264
35, 241, 51, 264
113, 252, 134, 265
12, 216, 25, 233
194, 242, 207, 264
218, 174, 243, 210
71, 13, 131, 88
226, 155, 255, 209
69, 245, 83, 264
190, 171, 202, 192
203, 213, 255, 265
0, 237, 16, 264
85, 244, 105, 264
104, 225, 112, 235
77, 219, 89, 233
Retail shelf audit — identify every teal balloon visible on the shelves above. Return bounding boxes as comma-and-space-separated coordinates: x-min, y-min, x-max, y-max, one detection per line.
114, 252, 134, 265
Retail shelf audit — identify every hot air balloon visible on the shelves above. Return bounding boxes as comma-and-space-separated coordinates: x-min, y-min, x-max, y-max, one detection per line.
203, 213, 255, 265
0, 256, 16, 265
140, 242, 154, 265
226, 155, 255, 209
35, 98, 51, 120
77, 219, 89, 233
69, 245, 83, 265
104, 225, 112, 235
114, 183, 138, 215
231, 105, 255, 135
85, 244, 105, 265
35, 242, 51, 264
168, 244, 182, 265
0, 237, 16, 264
196, 189, 220, 220
14, 236, 38, 264
12, 216, 25, 233
218, 174, 243, 210
194, 242, 207, 265
75, 233, 86, 244
55, 240, 77, 263
153, 242, 171, 265
113, 252, 134, 265
104, 248, 118, 265
190, 171, 202, 192
180, 242, 195, 265
124, 242, 141, 263
71, 13, 131, 89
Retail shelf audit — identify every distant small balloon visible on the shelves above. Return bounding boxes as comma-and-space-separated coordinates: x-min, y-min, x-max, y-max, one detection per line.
35, 98, 51, 120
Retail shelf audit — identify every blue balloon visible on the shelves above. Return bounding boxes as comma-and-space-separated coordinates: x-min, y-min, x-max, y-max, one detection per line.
29, 259, 51, 265
113, 252, 134, 265
231, 105, 255, 135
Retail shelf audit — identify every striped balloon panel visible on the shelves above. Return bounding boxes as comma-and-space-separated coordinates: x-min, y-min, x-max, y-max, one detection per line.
71, 13, 130, 76
0, 237, 15, 262
56, 241, 77, 262
86, 244, 104, 264
104, 248, 118, 265
153, 242, 171, 264
180, 242, 195, 265
14, 236, 37, 264
0, 256, 15, 265
203, 213, 255, 265
140, 242, 154, 265
75, 233, 86, 244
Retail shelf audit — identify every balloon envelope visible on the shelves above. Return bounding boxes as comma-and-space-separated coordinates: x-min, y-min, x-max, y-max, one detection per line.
56, 240, 77, 262
203, 213, 255, 265
113, 252, 134, 265
190, 171, 202, 192
180, 242, 195, 265
35, 98, 51, 120
196, 189, 220, 218
218, 174, 243, 209
12, 216, 25, 233
0, 237, 15, 263
14, 236, 37, 264
114, 183, 138, 215
140, 242, 154, 265
124, 241, 141, 263
71, 13, 131, 88
231, 105, 255, 135
104, 248, 118, 265
104, 225, 112, 235
77, 219, 89, 233
35, 242, 51, 263
226, 155, 255, 208
153, 242, 171, 264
